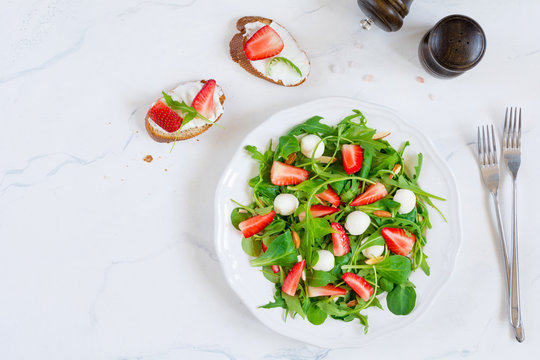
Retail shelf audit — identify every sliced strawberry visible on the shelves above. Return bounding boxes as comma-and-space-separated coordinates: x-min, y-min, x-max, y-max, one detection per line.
350, 182, 388, 206
147, 100, 183, 132
298, 204, 339, 221
331, 222, 350, 256
381, 227, 416, 256
261, 243, 280, 274
308, 284, 347, 297
270, 161, 309, 186
191, 79, 216, 118
342, 144, 364, 175
282, 260, 305, 296
243, 25, 284, 61
342, 272, 374, 301
238, 211, 275, 238
316, 186, 341, 207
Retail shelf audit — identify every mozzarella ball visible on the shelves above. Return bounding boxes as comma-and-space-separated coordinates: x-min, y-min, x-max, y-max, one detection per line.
393, 189, 417, 214
301, 134, 325, 159
361, 237, 385, 259
312, 250, 335, 271
273, 193, 299, 216
345, 211, 371, 235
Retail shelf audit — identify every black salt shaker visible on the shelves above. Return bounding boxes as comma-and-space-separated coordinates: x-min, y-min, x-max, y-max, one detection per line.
419, 15, 486, 78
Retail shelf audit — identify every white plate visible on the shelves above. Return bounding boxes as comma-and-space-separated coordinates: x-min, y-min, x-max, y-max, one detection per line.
214, 97, 461, 347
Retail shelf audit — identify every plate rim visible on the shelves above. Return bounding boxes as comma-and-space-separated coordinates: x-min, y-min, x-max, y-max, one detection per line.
214, 96, 462, 347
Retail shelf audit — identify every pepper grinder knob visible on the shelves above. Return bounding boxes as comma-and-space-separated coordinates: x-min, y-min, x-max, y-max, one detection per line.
357, 0, 414, 32
419, 15, 486, 78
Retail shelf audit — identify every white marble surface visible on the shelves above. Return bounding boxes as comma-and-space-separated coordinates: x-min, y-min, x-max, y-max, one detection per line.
1, 0, 539, 359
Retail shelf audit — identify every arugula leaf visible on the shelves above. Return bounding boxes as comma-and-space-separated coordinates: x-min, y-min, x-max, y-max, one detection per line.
260, 288, 286, 309
251, 231, 297, 267
274, 134, 300, 161
387, 285, 416, 315
268, 57, 302, 77
282, 292, 306, 319
287, 116, 334, 136
161, 91, 219, 128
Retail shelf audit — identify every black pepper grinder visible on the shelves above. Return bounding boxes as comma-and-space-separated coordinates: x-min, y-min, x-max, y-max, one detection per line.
356, 0, 414, 32
418, 15, 486, 78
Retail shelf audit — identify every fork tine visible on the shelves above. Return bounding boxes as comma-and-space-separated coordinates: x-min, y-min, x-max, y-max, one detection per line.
491, 124, 498, 164
477, 126, 482, 160
482, 125, 487, 164
504, 108, 509, 149
487, 125, 493, 165
518, 108, 522, 149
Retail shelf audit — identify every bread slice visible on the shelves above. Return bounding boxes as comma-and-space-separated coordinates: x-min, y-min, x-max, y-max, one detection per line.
145, 80, 226, 142
230, 16, 310, 87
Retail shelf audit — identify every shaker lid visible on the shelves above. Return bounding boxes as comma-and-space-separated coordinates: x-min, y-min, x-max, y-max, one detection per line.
429, 15, 486, 71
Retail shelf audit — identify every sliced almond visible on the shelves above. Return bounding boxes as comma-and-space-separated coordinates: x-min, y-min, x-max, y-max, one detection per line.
285, 152, 296, 165
317, 156, 336, 164
346, 299, 358, 307
365, 256, 384, 265
373, 210, 392, 218
372, 131, 391, 140
292, 230, 301, 249
388, 164, 402, 179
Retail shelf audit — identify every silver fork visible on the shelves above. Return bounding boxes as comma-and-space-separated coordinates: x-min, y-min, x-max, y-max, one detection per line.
503, 108, 524, 342
477, 125, 513, 330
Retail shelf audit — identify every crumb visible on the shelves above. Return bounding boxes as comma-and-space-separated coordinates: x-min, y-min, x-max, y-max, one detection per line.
164, 169, 168, 172
126, 165, 128, 167
416, 76, 425, 83
428, 93, 438, 101
136, 131, 139, 133
197, 139, 200, 142
354, 41, 364, 49
362, 74, 374, 82
158, 156, 162, 159
348, 61, 362, 69
144, 155, 153, 163
121, 178, 124, 182
108, 122, 111, 125
104, 176, 108, 179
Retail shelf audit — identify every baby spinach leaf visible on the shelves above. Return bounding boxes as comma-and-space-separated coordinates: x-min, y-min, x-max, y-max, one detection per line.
231, 208, 251, 230
288, 116, 333, 136
375, 256, 412, 285
308, 270, 337, 287
309, 218, 336, 239
307, 302, 327, 325
251, 231, 297, 267
242, 237, 262, 257
379, 277, 395, 292
387, 285, 416, 315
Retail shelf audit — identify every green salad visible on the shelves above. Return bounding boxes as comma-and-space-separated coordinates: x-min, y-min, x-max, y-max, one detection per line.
230, 110, 445, 333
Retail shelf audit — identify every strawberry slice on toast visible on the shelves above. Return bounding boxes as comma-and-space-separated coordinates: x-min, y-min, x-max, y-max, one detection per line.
191, 79, 216, 118
147, 100, 183, 133
243, 25, 284, 60
341, 144, 363, 175
331, 222, 350, 256
381, 227, 416, 256
342, 272, 374, 301
270, 161, 309, 186
238, 211, 275, 238
350, 182, 388, 206
282, 260, 305, 296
